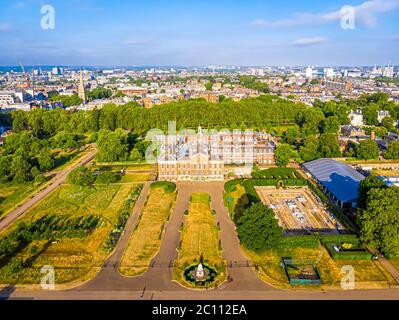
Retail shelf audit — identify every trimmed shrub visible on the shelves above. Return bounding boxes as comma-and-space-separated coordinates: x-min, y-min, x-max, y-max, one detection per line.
151, 181, 176, 193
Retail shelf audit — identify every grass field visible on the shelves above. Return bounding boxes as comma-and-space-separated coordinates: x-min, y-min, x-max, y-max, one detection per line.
0, 183, 137, 285
0, 146, 92, 219
119, 184, 176, 276
119, 173, 152, 183
96, 162, 155, 170
244, 244, 395, 290
173, 193, 227, 288
372, 169, 399, 176
0, 183, 35, 218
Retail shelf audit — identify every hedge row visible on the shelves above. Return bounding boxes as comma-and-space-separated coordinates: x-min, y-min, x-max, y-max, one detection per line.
151, 181, 176, 193
274, 235, 320, 249
321, 235, 371, 260
103, 184, 143, 253
251, 168, 300, 179
274, 234, 363, 251
327, 249, 372, 260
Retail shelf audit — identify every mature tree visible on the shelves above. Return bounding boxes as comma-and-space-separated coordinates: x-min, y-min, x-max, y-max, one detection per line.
239, 76, 270, 93
299, 136, 320, 162
95, 171, 119, 185
384, 140, 399, 160
357, 175, 386, 210
275, 144, 294, 167
28, 109, 44, 137
11, 110, 28, 132
134, 140, 151, 159
87, 88, 112, 102
99, 104, 117, 130
236, 203, 283, 252
316, 100, 350, 125
363, 104, 380, 126
283, 125, 301, 145
90, 108, 100, 132
205, 81, 213, 91
296, 107, 325, 136
10, 155, 31, 183
362, 92, 390, 105
318, 133, 341, 158
321, 116, 340, 134
381, 116, 395, 132
356, 139, 379, 160
38, 148, 55, 171
129, 148, 142, 162
96, 129, 129, 162
51, 131, 81, 150
0, 156, 12, 182
49, 94, 83, 107
358, 187, 399, 258
67, 166, 95, 186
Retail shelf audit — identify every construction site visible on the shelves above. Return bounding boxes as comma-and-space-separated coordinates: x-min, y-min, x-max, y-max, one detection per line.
255, 186, 345, 235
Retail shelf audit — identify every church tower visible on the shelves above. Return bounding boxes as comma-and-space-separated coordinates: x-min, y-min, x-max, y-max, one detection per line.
78, 70, 87, 104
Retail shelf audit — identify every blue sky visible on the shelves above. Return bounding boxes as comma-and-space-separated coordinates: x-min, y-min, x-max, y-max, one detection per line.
0, 0, 398, 66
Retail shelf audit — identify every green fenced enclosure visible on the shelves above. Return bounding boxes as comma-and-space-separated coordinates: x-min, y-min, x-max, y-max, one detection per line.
321, 238, 372, 260
282, 257, 322, 285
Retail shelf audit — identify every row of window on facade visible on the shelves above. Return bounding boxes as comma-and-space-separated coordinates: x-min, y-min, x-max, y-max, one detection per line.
160, 171, 223, 178
161, 163, 223, 169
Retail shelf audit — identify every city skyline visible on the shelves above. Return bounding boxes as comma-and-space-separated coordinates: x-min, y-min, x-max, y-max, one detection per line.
0, 0, 398, 66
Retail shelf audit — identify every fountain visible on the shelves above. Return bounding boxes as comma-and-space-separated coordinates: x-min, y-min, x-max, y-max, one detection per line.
194, 263, 206, 280
183, 255, 218, 287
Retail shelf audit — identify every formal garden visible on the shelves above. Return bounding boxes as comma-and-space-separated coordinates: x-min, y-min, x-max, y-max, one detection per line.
223, 170, 397, 290
119, 181, 177, 276
243, 234, 395, 290
173, 193, 227, 289
0, 180, 142, 285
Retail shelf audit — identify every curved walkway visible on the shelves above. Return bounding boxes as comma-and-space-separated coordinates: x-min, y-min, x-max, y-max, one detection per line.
3, 181, 399, 300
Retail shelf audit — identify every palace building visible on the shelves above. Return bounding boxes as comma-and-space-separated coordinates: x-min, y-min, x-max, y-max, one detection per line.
157, 127, 275, 182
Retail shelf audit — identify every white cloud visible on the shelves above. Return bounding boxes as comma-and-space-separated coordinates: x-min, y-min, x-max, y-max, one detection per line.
252, 0, 399, 28
291, 37, 328, 46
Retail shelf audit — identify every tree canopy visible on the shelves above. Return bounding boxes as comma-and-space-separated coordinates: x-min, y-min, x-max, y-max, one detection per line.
384, 140, 399, 160
236, 203, 283, 252
358, 187, 399, 258
356, 139, 379, 160
67, 166, 95, 186
275, 144, 295, 167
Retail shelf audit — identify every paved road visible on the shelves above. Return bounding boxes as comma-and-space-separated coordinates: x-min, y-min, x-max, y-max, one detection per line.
0, 147, 97, 233
2, 181, 399, 300
5, 288, 399, 300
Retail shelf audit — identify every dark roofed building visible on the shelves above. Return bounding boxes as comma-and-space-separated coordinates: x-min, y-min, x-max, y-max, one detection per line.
303, 158, 365, 209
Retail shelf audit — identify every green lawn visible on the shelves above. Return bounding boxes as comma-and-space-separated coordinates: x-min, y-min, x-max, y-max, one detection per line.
0, 146, 92, 219
0, 183, 137, 286
0, 183, 35, 218
243, 243, 395, 290
119, 173, 151, 183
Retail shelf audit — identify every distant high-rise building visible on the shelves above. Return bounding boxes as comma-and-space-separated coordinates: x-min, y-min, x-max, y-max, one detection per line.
382, 64, 394, 78
324, 68, 334, 78
78, 71, 86, 104
305, 66, 313, 79
52, 67, 60, 75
